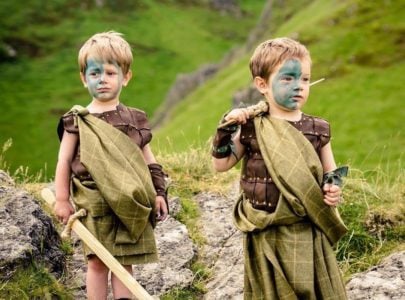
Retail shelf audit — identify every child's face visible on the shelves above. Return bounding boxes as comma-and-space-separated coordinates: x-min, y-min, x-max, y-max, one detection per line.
80, 59, 131, 102
261, 58, 311, 112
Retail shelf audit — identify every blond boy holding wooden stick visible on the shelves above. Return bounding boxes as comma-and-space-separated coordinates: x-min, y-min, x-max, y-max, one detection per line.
211, 37, 348, 299
54, 31, 168, 300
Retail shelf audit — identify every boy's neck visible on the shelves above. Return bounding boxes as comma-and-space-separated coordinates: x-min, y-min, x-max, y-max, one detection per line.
269, 106, 302, 122
87, 99, 120, 113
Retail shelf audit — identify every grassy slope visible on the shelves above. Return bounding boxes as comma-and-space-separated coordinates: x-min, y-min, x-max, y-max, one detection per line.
154, 0, 405, 173
0, 0, 264, 177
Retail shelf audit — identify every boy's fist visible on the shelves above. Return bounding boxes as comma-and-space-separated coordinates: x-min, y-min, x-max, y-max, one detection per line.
224, 108, 251, 125
322, 184, 342, 206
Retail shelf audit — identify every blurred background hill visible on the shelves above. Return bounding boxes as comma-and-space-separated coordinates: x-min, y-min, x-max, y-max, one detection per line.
0, 0, 404, 178
154, 0, 405, 175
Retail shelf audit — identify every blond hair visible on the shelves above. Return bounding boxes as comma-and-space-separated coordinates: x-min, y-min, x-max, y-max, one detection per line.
249, 37, 311, 80
78, 31, 133, 74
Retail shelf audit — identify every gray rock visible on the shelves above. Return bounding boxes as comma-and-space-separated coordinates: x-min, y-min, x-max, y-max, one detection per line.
152, 64, 220, 128
134, 216, 196, 296
0, 170, 14, 186
196, 186, 244, 300
346, 251, 405, 300
210, 0, 241, 16
0, 171, 65, 280
232, 84, 263, 108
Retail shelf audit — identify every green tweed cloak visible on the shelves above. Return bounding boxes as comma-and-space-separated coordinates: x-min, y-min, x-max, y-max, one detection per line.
233, 114, 348, 299
68, 105, 157, 265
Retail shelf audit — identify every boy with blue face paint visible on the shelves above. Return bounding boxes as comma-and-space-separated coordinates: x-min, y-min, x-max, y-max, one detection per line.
211, 38, 348, 299
54, 31, 168, 299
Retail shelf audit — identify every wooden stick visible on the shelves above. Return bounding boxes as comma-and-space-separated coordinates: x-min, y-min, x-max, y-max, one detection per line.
40, 188, 155, 300
217, 100, 268, 129
309, 78, 325, 86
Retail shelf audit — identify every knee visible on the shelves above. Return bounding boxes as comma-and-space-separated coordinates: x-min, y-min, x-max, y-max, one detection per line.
87, 255, 108, 274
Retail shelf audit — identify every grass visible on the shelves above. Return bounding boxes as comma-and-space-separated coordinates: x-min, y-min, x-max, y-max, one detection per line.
153, 0, 405, 175
0, 0, 264, 177
154, 144, 237, 299
0, 263, 72, 300
337, 166, 405, 278
155, 141, 238, 246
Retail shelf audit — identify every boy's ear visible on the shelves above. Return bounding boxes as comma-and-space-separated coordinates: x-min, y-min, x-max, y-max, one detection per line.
80, 72, 87, 88
122, 70, 132, 87
253, 76, 268, 94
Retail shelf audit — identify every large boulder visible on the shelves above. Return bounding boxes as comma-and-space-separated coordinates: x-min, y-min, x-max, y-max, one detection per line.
196, 187, 244, 300
0, 170, 65, 280
232, 84, 263, 108
346, 251, 405, 300
134, 214, 196, 296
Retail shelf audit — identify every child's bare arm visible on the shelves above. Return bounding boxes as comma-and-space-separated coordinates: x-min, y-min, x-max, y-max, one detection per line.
142, 144, 168, 221
54, 131, 77, 224
320, 142, 342, 206
320, 142, 337, 173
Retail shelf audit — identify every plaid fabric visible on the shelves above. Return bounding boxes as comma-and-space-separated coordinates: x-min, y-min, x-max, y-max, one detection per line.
233, 115, 347, 299
69, 106, 157, 264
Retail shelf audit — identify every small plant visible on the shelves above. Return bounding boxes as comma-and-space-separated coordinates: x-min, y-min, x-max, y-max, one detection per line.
336, 166, 405, 278
0, 263, 72, 299
0, 139, 46, 184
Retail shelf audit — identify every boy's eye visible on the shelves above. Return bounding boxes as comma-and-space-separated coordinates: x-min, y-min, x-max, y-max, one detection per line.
281, 76, 293, 81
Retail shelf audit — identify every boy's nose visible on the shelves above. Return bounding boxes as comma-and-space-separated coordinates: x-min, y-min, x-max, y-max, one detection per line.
99, 73, 106, 83
293, 82, 303, 91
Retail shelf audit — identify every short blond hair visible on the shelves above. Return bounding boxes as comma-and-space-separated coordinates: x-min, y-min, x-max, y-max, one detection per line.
78, 31, 133, 74
249, 37, 311, 80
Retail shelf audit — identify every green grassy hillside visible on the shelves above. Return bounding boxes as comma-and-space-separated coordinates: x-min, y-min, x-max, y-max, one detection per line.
154, 0, 405, 173
0, 0, 263, 177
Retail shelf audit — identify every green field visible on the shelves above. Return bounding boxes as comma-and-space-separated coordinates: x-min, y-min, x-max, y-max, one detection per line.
154, 0, 405, 174
0, 0, 264, 177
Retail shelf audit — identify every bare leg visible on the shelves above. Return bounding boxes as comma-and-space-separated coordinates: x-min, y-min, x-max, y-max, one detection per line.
111, 264, 133, 299
86, 255, 109, 299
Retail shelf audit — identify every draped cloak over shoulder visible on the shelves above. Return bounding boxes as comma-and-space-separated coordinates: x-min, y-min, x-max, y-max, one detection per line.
233, 113, 348, 300
58, 104, 158, 264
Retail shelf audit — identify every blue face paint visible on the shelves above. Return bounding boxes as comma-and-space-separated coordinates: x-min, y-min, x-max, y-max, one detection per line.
84, 59, 124, 101
271, 59, 307, 110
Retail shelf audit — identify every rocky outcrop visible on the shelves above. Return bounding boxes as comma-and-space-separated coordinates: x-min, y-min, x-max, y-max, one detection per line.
209, 0, 241, 16
151, 48, 243, 128
61, 197, 196, 299
134, 209, 196, 296
232, 84, 263, 108
346, 251, 405, 300
2, 169, 404, 299
0, 171, 65, 280
196, 185, 244, 299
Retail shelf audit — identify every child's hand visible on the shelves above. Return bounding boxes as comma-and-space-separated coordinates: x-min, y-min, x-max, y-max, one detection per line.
155, 195, 168, 222
54, 200, 75, 224
322, 184, 342, 207
224, 108, 251, 125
